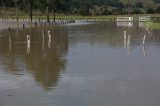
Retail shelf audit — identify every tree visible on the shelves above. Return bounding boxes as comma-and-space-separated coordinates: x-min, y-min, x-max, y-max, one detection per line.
13, 0, 19, 22
78, 4, 90, 15
135, 2, 143, 8
45, 0, 56, 22
46, 0, 50, 22
50, 0, 58, 22
127, 0, 131, 16
29, 0, 34, 22
0, 0, 6, 18
154, 0, 160, 3
146, 8, 155, 14
156, 6, 160, 13
131, 8, 143, 14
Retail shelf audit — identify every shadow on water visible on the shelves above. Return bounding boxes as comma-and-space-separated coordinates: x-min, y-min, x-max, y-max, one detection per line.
0, 26, 69, 90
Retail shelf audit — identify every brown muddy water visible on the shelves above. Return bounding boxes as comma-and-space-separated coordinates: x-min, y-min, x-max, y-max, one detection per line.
0, 21, 160, 106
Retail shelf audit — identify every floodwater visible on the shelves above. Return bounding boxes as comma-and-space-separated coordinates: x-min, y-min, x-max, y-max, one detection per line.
0, 21, 160, 106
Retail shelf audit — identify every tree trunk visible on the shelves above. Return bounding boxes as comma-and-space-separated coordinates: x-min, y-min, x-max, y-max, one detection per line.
29, 0, 33, 22
46, 7, 50, 23
3, 6, 5, 19
38, 8, 40, 22
15, 3, 18, 22
127, 0, 130, 16
53, 8, 55, 22
46, 0, 50, 23
0, 7, 1, 18
1, 1, 5, 19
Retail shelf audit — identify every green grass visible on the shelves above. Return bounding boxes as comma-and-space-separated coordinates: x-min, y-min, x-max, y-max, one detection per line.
2, 15, 117, 21
53, 15, 116, 20
0, 8, 116, 20
145, 22, 160, 29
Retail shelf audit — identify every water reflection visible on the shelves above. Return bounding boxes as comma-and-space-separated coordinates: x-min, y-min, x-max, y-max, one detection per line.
47, 31, 52, 48
0, 27, 68, 90
9, 36, 12, 52
68, 22, 160, 57
27, 43, 30, 54
142, 45, 147, 58
139, 22, 145, 28
123, 32, 127, 49
42, 30, 45, 49
0, 22, 160, 106
117, 22, 133, 27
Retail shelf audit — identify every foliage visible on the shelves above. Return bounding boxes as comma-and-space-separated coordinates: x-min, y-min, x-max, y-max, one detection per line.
131, 8, 143, 14
0, 0, 160, 15
156, 6, 160, 13
154, 0, 160, 3
146, 8, 155, 14
135, 2, 143, 8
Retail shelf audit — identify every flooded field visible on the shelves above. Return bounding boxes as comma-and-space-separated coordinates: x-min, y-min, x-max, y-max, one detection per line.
0, 21, 160, 106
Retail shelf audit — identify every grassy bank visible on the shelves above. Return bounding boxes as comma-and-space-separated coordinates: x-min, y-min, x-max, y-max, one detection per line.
0, 8, 117, 20
53, 15, 116, 20
4, 14, 160, 21
0, 15, 117, 21
145, 22, 160, 29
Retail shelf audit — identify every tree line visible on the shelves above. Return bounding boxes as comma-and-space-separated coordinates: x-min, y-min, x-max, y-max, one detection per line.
1, 0, 160, 19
